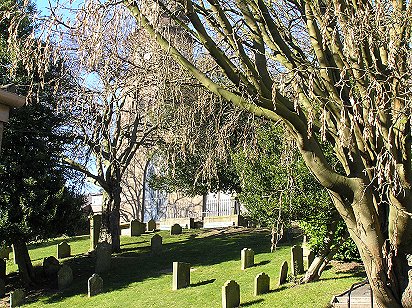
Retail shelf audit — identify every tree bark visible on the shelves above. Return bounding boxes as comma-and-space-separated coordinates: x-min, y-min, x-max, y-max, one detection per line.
12, 239, 35, 286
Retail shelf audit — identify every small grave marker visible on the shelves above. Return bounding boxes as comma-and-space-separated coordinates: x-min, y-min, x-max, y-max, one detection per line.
291, 245, 304, 276
88, 273, 103, 297
151, 234, 162, 255
43, 256, 60, 277
95, 241, 111, 274
278, 261, 288, 286
57, 241, 71, 259
130, 219, 146, 236
9, 289, 25, 308
58, 264, 73, 290
170, 224, 182, 235
222, 280, 240, 308
147, 219, 156, 231
254, 272, 270, 296
241, 248, 254, 270
172, 262, 190, 290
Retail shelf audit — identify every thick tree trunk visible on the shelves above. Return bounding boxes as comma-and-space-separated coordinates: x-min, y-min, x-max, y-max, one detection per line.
13, 239, 35, 286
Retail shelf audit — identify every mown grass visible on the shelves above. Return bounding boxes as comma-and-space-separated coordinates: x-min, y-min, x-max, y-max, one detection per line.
2, 228, 365, 307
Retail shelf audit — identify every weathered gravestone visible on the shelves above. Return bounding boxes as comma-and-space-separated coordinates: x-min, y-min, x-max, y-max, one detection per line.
58, 264, 73, 290
0, 278, 5, 297
9, 289, 25, 308
291, 245, 304, 276
278, 261, 288, 286
151, 234, 162, 255
307, 251, 315, 269
130, 219, 146, 236
241, 248, 254, 270
0, 259, 5, 280
0, 246, 11, 260
88, 273, 103, 297
147, 219, 156, 232
43, 256, 60, 277
222, 280, 240, 308
57, 241, 71, 259
172, 262, 190, 290
11, 245, 17, 264
254, 272, 270, 296
90, 214, 102, 251
95, 241, 111, 274
170, 224, 182, 235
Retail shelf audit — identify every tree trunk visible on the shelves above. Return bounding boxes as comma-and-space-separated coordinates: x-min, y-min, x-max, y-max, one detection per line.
12, 239, 35, 286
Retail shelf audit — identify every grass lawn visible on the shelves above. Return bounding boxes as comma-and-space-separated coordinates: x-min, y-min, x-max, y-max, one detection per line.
2, 228, 365, 307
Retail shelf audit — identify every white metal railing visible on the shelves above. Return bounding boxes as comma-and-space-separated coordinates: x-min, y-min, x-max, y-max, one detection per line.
204, 199, 238, 217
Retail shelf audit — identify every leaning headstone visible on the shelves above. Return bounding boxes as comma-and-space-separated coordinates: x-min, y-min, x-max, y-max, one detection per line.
90, 214, 102, 251
95, 241, 111, 274
0, 259, 5, 280
58, 264, 73, 290
130, 219, 146, 236
147, 219, 156, 232
222, 280, 240, 308
0, 278, 5, 297
254, 272, 270, 296
0, 246, 11, 260
240, 248, 254, 270
307, 251, 315, 269
57, 241, 71, 259
278, 261, 288, 286
172, 262, 190, 290
170, 224, 182, 235
43, 256, 60, 277
291, 245, 304, 276
151, 234, 162, 255
88, 273, 103, 297
9, 289, 25, 308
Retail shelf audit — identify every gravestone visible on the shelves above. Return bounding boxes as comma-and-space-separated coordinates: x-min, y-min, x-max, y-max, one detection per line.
278, 261, 288, 286
0, 246, 11, 260
307, 251, 315, 269
147, 219, 156, 232
291, 245, 304, 276
0, 278, 5, 297
9, 289, 25, 308
88, 273, 103, 297
90, 214, 102, 251
151, 234, 162, 255
130, 219, 146, 236
170, 224, 182, 235
240, 248, 254, 270
172, 262, 190, 290
11, 245, 17, 264
58, 264, 73, 290
0, 259, 5, 280
95, 241, 111, 274
222, 280, 240, 308
254, 272, 270, 296
43, 256, 60, 277
57, 241, 71, 259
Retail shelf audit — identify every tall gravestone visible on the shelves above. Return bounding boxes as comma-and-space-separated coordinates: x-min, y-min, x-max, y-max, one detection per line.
147, 219, 156, 232
307, 251, 315, 269
278, 261, 288, 286
130, 219, 146, 236
222, 280, 240, 308
11, 245, 16, 264
58, 264, 73, 290
9, 289, 25, 308
240, 248, 254, 270
151, 234, 162, 255
43, 256, 60, 277
88, 273, 103, 297
172, 262, 190, 290
57, 241, 71, 259
90, 214, 102, 251
291, 245, 304, 276
95, 241, 111, 274
254, 272, 270, 296
170, 224, 182, 235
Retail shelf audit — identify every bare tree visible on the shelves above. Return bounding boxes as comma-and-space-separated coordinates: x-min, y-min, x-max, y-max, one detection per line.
125, 0, 412, 306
